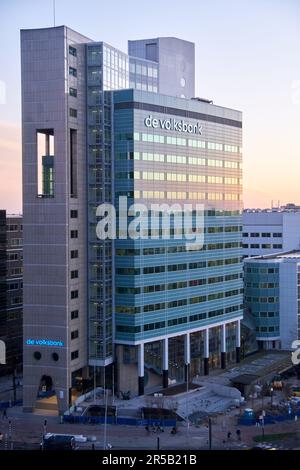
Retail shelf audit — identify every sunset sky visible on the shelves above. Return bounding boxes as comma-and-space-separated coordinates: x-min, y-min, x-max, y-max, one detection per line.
0, 0, 299, 213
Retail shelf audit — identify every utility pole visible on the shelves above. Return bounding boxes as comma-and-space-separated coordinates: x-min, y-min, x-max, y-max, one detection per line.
12, 368, 16, 402
8, 420, 12, 450
103, 389, 108, 449
208, 417, 212, 450
112, 364, 115, 405
185, 363, 189, 436
94, 365, 96, 402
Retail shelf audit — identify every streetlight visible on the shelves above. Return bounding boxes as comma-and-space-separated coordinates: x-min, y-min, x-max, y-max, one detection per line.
270, 387, 274, 408
185, 363, 189, 436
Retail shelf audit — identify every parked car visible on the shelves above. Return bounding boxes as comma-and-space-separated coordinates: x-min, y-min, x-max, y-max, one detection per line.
40, 433, 77, 450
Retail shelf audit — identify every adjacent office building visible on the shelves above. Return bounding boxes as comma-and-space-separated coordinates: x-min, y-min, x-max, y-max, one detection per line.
243, 209, 300, 258
21, 26, 243, 413
6, 215, 23, 370
244, 251, 300, 350
0, 211, 23, 374
0, 211, 6, 368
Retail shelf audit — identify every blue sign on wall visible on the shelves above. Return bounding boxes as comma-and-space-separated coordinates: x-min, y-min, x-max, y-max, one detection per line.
26, 338, 64, 347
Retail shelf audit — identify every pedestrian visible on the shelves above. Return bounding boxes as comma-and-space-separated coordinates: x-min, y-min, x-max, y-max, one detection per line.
2, 409, 7, 419
227, 431, 231, 440
236, 429, 241, 441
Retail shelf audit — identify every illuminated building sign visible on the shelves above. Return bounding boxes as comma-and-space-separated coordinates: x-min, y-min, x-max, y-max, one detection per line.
144, 114, 203, 135
26, 338, 64, 347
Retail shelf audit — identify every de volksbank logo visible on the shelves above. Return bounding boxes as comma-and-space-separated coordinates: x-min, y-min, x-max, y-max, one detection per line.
26, 338, 64, 347
144, 114, 203, 135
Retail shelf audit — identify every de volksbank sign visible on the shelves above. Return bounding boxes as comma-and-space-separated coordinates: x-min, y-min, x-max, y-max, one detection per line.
144, 114, 203, 135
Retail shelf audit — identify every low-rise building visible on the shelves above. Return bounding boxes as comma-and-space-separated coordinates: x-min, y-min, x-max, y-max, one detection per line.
244, 251, 300, 351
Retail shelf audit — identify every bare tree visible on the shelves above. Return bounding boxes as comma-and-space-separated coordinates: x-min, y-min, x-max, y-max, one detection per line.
282, 382, 293, 401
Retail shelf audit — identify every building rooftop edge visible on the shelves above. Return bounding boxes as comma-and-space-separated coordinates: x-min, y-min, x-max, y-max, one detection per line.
245, 249, 300, 262
112, 88, 243, 116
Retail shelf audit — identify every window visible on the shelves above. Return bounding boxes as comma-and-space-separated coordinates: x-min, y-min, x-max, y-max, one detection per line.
7, 253, 18, 261
52, 353, 59, 362
69, 87, 77, 97
71, 310, 79, 320
250, 233, 259, 237
71, 250, 78, 259
273, 244, 282, 249
262, 244, 271, 249
8, 283, 20, 291
34, 351, 41, 360
70, 210, 78, 218
71, 270, 78, 279
243, 233, 248, 237
71, 350, 79, 360
69, 67, 77, 77
273, 233, 282, 238
70, 108, 77, 118
144, 321, 165, 331
262, 233, 271, 237
10, 239, 22, 246
250, 244, 260, 248
70, 230, 78, 239
71, 290, 78, 299
189, 295, 206, 304
143, 266, 165, 274
71, 330, 79, 340
189, 261, 206, 270
7, 224, 18, 231
69, 46, 77, 57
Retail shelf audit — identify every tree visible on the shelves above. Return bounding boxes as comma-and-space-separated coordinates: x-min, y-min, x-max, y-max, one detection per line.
282, 382, 293, 401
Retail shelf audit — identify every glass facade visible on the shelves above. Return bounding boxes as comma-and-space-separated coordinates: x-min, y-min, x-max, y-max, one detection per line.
86, 45, 160, 365
112, 90, 243, 355
244, 262, 280, 340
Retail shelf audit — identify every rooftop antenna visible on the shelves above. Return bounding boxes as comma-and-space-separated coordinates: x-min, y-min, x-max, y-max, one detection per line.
53, 0, 56, 27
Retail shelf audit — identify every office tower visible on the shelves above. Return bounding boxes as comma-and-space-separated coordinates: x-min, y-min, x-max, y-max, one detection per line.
111, 89, 243, 394
128, 37, 195, 98
21, 26, 242, 413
